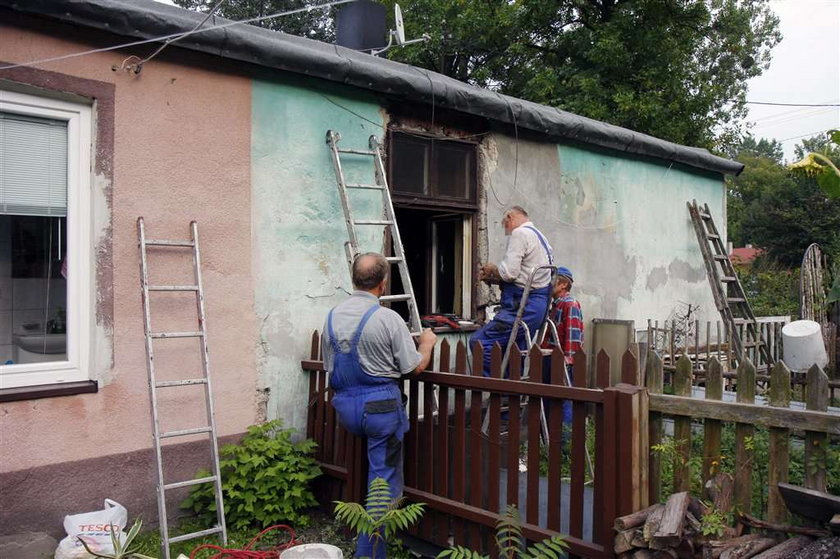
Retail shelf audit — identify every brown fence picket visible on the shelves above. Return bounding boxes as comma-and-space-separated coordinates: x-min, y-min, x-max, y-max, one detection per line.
487, 343, 503, 551
452, 341, 468, 548
646, 350, 664, 504
421, 346, 436, 542
673, 354, 693, 493
805, 365, 829, 492
569, 351, 587, 542
621, 348, 639, 385
734, 358, 756, 515
547, 349, 564, 532
435, 340, 452, 547
506, 344, 523, 512
593, 349, 610, 545
469, 341, 484, 551
702, 357, 723, 486
768, 360, 791, 523
526, 345, 543, 527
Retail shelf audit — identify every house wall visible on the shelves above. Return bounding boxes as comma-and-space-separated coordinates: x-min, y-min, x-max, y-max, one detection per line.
0, 21, 257, 536
483, 135, 724, 341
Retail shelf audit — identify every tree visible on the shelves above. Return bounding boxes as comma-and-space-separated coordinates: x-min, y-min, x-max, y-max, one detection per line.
173, 0, 335, 40
175, 0, 781, 150
383, 0, 781, 149
789, 130, 840, 198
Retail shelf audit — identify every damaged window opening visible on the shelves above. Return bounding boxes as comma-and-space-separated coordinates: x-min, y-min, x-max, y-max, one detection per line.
0, 91, 92, 390
388, 132, 477, 322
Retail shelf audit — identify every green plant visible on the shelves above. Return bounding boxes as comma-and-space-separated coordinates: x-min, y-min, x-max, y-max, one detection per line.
333, 477, 426, 559
182, 420, 321, 531
789, 130, 840, 198
699, 507, 730, 538
78, 518, 156, 559
437, 505, 568, 559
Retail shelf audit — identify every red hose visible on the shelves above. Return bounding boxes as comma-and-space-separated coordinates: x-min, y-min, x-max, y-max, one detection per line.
189, 525, 297, 559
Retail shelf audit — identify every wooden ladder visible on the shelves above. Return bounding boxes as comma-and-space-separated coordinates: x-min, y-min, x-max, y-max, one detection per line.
687, 200, 772, 368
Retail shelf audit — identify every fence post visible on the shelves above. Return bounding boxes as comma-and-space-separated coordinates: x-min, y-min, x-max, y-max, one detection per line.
768, 360, 791, 523
646, 350, 664, 504
734, 358, 756, 515
609, 381, 650, 517
673, 354, 693, 492
805, 365, 829, 492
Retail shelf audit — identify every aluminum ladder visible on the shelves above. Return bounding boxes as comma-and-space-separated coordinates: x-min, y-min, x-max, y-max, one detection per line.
137, 218, 227, 559
687, 200, 772, 368
326, 130, 422, 334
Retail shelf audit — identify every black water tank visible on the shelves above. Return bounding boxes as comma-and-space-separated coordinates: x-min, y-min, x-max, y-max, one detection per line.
336, 0, 386, 51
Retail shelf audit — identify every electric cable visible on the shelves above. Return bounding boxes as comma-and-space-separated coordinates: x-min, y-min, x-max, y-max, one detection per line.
188, 524, 297, 559
744, 101, 840, 107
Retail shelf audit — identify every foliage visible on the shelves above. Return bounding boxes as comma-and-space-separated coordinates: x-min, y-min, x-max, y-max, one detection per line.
333, 477, 426, 559
698, 507, 729, 538
735, 261, 798, 318
173, 0, 335, 40
78, 518, 156, 559
182, 420, 321, 531
789, 130, 840, 198
437, 505, 568, 559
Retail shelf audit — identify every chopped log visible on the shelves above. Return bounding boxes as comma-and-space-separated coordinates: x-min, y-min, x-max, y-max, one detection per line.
739, 512, 831, 538
651, 491, 691, 549
703, 534, 761, 559
750, 536, 812, 559
778, 482, 840, 523
790, 537, 840, 559
689, 495, 710, 520
674, 536, 694, 559
830, 513, 840, 534
644, 506, 666, 542
631, 530, 647, 548
685, 511, 702, 533
633, 550, 654, 559
615, 528, 637, 554
652, 550, 678, 559
719, 537, 777, 559
706, 472, 734, 515
615, 503, 666, 531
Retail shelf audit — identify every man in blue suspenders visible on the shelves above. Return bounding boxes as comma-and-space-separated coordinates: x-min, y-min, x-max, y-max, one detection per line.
471, 206, 554, 377
323, 252, 437, 559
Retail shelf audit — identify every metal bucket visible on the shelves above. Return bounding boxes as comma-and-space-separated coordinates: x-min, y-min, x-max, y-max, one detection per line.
782, 319, 828, 371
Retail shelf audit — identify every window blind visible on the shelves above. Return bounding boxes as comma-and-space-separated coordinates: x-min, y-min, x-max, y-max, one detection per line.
0, 112, 68, 217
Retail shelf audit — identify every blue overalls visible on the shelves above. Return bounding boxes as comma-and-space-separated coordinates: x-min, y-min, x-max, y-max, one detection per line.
470, 226, 554, 377
327, 305, 408, 559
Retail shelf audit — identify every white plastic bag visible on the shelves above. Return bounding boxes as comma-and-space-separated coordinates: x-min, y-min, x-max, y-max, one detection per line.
55, 499, 128, 559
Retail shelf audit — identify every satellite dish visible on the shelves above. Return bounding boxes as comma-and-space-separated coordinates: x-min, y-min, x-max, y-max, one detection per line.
394, 4, 406, 45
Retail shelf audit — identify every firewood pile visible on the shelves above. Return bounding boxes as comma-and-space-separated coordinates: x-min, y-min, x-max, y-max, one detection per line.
613, 474, 840, 559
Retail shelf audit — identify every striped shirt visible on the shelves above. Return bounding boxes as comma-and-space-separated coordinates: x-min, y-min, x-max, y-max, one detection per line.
544, 295, 584, 364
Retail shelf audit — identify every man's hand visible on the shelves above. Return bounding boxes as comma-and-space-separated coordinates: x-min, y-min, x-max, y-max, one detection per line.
414, 328, 437, 373
479, 262, 501, 284
418, 328, 437, 348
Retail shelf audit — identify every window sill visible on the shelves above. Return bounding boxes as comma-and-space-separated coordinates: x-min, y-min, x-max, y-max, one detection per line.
432, 324, 481, 334
0, 380, 98, 403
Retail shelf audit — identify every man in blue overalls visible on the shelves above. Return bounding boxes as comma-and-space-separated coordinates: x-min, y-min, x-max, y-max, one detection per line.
324, 252, 437, 559
471, 206, 554, 377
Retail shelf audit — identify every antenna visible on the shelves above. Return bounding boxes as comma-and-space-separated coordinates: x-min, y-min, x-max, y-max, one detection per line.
394, 4, 406, 45
368, 3, 429, 56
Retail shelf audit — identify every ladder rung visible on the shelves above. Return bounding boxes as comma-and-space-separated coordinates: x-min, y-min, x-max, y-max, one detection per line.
168, 526, 223, 544
155, 378, 208, 388
727, 297, 746, 303
713, 255, 729, 261
164, 475, 216, 491
706, 233, 721, 240
346, 183, 383, 190
354, 219, 394, 225
386, 257, 403, 263
733, 318, 751, 325
721, 276, 737, 282
144, 239, 195, 247
148, 285, 199, 291
380, 294, 412, 302
338, 148, 375, 156
699, 211, 712, 219
161, 426, 213, 439
151, 331, 204, 339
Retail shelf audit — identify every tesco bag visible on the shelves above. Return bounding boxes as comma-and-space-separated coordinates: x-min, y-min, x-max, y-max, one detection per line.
55, 499, 128, 559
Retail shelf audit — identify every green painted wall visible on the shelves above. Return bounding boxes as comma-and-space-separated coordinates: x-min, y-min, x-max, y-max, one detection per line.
251, 76, 386, 430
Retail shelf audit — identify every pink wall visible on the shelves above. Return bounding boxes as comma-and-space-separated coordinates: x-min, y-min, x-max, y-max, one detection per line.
0, 21, 258, 472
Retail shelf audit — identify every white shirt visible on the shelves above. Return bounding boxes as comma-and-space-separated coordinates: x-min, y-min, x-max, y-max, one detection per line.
498, 221, 554, 289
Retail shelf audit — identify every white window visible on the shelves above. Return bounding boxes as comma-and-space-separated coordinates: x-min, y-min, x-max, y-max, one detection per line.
0, 90, 92, 389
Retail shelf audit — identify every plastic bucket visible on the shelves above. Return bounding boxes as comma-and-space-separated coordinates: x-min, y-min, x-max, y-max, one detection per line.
279, 543, 344, 559
782, 319, 828, 371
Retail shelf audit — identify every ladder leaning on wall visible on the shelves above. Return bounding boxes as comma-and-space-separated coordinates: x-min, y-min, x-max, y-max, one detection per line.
137, 218, 227, 559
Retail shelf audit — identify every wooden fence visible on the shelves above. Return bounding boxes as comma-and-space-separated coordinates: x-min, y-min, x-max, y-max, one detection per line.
302, 332, 648, 559
643, 351, 839, 523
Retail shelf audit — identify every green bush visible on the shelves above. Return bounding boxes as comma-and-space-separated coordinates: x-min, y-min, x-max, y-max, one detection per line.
182, 420, 321, 531
736, 261, 799, 318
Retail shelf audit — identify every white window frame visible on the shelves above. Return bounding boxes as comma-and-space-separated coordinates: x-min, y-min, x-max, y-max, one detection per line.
0, 90, 93, 389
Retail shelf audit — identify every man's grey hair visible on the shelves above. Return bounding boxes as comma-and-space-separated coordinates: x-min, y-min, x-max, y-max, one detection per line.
352, 252, 389, 290
505, 206, 528, 218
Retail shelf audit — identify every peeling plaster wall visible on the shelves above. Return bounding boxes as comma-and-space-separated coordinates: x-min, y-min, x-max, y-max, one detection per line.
251, 77, 385, 432
485, 135, 724, 336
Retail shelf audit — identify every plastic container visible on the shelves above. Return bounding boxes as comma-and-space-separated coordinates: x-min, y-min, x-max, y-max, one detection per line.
279, 543, 344, 559
781, 319, 828, 371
